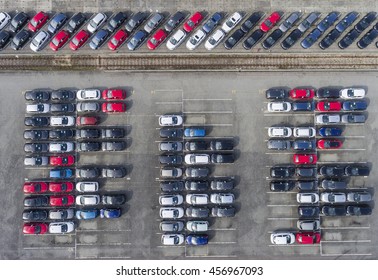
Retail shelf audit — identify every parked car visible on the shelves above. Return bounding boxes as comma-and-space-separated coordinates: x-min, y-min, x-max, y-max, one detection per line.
260, 12, 281, 32
222, 12, 243, 33
346, 205, 372, 216
242, 29, 264, 49
160, 181, 185, 192
224, 29, 245, 49
292, 139, 315, 150
346, 192, 372, 203
293, 127, 316, 137
185, 167, 210, 178
340, 88, 365, 99
160, 128, 183, 139
25, 90, 50, 102
321, 192, 346, 203
26, 103, 50, 113
50, 155, 75, 166
28, 11, 49, 32
0, 30, 11, 50
317, 12, 340, 33
296, 232, 321, 244
50, 116, 75, 126
144, 12, 164, 33
338, 29, 361, 49
355, 11, 377, 33
159, 141, 183, 152
164, 11, 185, 33
185, 141, 208, 151
10, 11, 29, 33
76, 195, 100, 206
24, 143, 48, 153
210, 178, 235, 190
161, 234, 184, 245
185, 181, 209, 191
319, 165, 344, 177
186, 29, 206, 50
318, 126, 342, 137
107, 12, 127, 32
49, 168, 74, 179
210, 193, 235, 204
108, 29, 128, 50
344, 165, 370, 176
357, 28, 378, 48
316, 114, 340, 124
211, 206, 235, 217
297, 220, 320, 231
293, 154, 317, 165
203, 12, 223, 33
317, 101, 342, 111
270, 181, 295, 191
76, 182, 99, 192
127, 30, 148, 51
279, 11, 302, 33
67, 12, 86, 34
292, 101, 314, 112
267, 101, 291, 112
49, 195, 75, 207
49, 129, 75, 139
159, 194, 184, 206
186, 234, 208, 245
241, 12, 263, 33
160, 207, 184, 219
262, 29, 283, 49
184, 127, 205, 137
336, 12, 359, 33
296, 181, 317, 191
290, 88, 315, 99
342, 100, 367, 111
23, 223, 48, 235
159, 115, 183, 126
24, 130, 49, 140
301, 28, 322, 48
270, 231, 295, 245
48, 209, 74, 220
87, 13, 107, 33
268, 127, 292, 137
125, 12, 147, 33
186, 221, 209, 232
147, 29, 167, 50
270, 166, 295, 178
76, 209, 100, 220
317, 139, 342, 149
102, 128, 125, 138
296, 192, 319, 203
102, 102, 126, 113
205, 29, 225, 50
102, 167, 127, 178
185, 154, 210, 165
281, 29, 303, 49
319, 29, 341, 49
76, 116, 99, 126
298, 12, 321, 33
341, 114, 366, 123
50, 103, 75, 113
298, 206, 320, 217
186, 194, 209, 205
183, 11, 203, 33
211, 154, 234, 163
100, 208, 121, 219
76, 167, 100, 178
266, 87, 289, 99
49, 182, 74, 193
77, 129, 100, 139
11, 29, 31, 50
159, 154, 183, 165
30, 30, 50, 52
316, 87, 341, 98
24, 196, 49, 207
102, 194, 126, 205
186, 206, 210, 218
48, 13, 68, 34
69, 30, 90, 50
160, 167, 183, 178
49, 142, 75, 153
322, 205, 347, 216
268, 139, 291, 150
89, 29, 110, 50
321, 179, 347, 190
166, 29, 186, 50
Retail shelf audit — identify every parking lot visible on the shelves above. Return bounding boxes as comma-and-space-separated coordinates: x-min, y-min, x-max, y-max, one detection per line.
0, 70, 377, 259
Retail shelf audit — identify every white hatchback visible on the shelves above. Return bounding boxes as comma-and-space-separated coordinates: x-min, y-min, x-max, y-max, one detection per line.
293, 127, 316, 137
205, 29, 225, 50
316, 114, 340, 124
210, 193, 235, 204
270, 231, 295, 245
49, 222, 75, 234
184, 154, 210, 165
186, 29, 206, 50
166, 29, 186, 50
161, 234, 184, 245
159, 194, 184, 206
186, 194, 209, 205
0, 12, 11, 30
267, 102, 291, 112
221, 12, 243, 33
186, 221, 209, 232
159, 207, 184, 219
159, 115, 183, 126
76, 89, 101, 100
50, 116, 75, 126
76, 182, 99, 192
76, 195, 100, 206
340, 88, 365, 99
268, 127, 292, 138
297, 192, 319, 204
49, 142, 75, 153
26, 103, 50, 113
30, 30, 50, 52
87, 13, 107, 33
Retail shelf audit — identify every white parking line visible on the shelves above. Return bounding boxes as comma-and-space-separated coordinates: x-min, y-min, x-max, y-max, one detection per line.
264, 113, 313, 116
268, 244, 320, 247
185, 255, 237, 258
265, 152, 294, 155
157, 245, 185, 248
266, 191, 297, 194
155, 102, 183, 105
183, 99, 233, 101
321, 226, 370, 230
77, 256, 132, 259
76, 243, 132, 246
320, 148, 366, 151
267, 217, 298, 220
154, 89, 183, 92
321, 240, 371, 243
208, 241, 237, 244
267, 205, 298, 207
24, 246, 75, 250
317, 161, 368, 164
183, 124, 233, 127
321, 253, 372, 256
209, 228, 236, 231
183, 111, 233, 114
75, 229, 132, 232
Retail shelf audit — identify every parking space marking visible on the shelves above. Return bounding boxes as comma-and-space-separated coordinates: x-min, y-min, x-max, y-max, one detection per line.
77, 256, 132, 259
321, 226, 370, 230
265, 152, 294, 155
183, 98, 233, 101
264, 113, 313, 116
317, 161, 368, 164
208, 241, 237, 244
155, 102, 183, 105
24, 246, 75, 250
209, 228, 236, 231
267, 205, 298, 207
76, 243, 132, 246
183, 124, 233, 127
321, 240, 371, 243
157, 245, 186, 248
321, 253, 372, 256
320, 148, 366, 151
186, 255, 237, 258
268, 244, 320, 247
183, 111, 233, 114
75, 229, 132, 232
267, 217, 298, 220
266, 191, 297, 194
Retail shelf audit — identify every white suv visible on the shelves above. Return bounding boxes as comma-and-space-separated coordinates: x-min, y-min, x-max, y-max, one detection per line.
50, 116, 75, 126
49, 142, 75, 153
186, 194, 209, 205
210, 193, 235, 204
268, 127, 292, 138
76, 182, 99, 192
186, 29, 206, 50
186, 221, 209, 232
161, 234, 184, 245
76, 195, 100, 206
76, 89, 101, 100
293, 127, 316, 137
184, 154, 210, 164
160, 207, 184, 218
26, 103, 50, 113
221, 12, 243, 33
297, 192, 319, 204
87, 13, 107, 33
316, 114, 340, 124
205, 29, 225, 50
159, 115, 183, 126
49, 222, 75, 234
267, 102, 291, 112
159, 194, 184, 206
166, 29, 186, 50
270, 231, 295, 245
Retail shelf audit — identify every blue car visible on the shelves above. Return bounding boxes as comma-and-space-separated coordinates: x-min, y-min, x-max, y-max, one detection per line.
318, 127, 342, 137
49, 168, 74, 178
76, 209, 100, 220
100, 208, 121, 218
186, 234, 208, 245
342, 100, 368, 111
202, 12, 223, 34
184, 127, 206, 137
317, 12, 340, 33
335, 11, 359, 33
301, 28, 322, 48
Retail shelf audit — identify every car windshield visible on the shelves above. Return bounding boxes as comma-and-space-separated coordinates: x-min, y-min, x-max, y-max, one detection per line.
266, 37, 275, 44
301, 21, 310, 29
170, 37, 178, 44
129, 20, 136, 27
30, 19, 37, 27
286, 37, 295, 45
226, 19, 234, 27
52, 38, 60, 46
111, 38, 119, 45
228, 37, 236, 44
363, 36, 372, 44
35, 157, 42, 165
244, 21, 253, 28
150, 38, 157, 45
187, 20, 194, 27
190, 37, 198, 44
264, 20, 272, 27
209, 37, 217, 45
147, 21, 155, 28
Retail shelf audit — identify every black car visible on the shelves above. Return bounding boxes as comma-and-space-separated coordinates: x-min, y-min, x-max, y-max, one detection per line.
292, 101, 314, 111
25, 90, 50, 102
335, 12, 359, 33
346, 205, 372, 216
10, 12, 29, 33
24, 196, 49, 207
159, 154, 183, 165
185, 180, 209, 191
160, 128, 183, 138
211, 206, 235, 217
342, 100, 367, 111
160, 181, 185, 192
89, 29, 110, 50
357, 28, 378, 49
319, 29, 341, 49
125, 12, 147, 33
210, 139, 234, 150
338, 29, 360, 49
262, 29, 283, 49
51, 90, 75, 101
298, 206, 320, 217
49, 129, 75, 139
319, 165, 344, 177
211, 154, 234, 164
24, 130, 49, 140
101, 128, 125, 138
76, 167, 100, 178
102, 167, 127, 178
270, 166, 295, 178
48, 13, 68, 34
296, 167, 317, 177
102, 194, 126, 205
102, 141, 126, 151
202, 12, 223, 34
322, 205, 347, 216
24, 117, 49, 127
266, 87, 289, 99
50, 103, 75, 113
292, 139, 315, 150
67, 12, 86, 34
107, 12, 127, 32
224, 29, 245, 49
281, 29, 303, 50
164, 11, 185, 33
78, 129, 101, 139
0, 31, 12, 50
185, 167, 210, 178
267, 140, 291, 150
184, 141, 208, 151
241, 12, 263, 33
355, 12, 377, 33
78, 142, 101, 152
321, 179, 347, 190
210, 178, 235, 190
22, 210, 48, 221
296, 181, 317, 190
301, 28, 322, 48
186, 206, 210, 218
243, 29, 264, 49
316, 87, 341, 98
127, 30, 147, 51
10, 30, 31, 50
270, 181, 295, 192
344, 165, 370, 176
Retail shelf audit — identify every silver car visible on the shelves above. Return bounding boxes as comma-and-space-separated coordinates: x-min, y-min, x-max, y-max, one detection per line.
320, 192, 346, 203
48, 209, 74, 220
30, 30, 50, 52
346, 192, 372, 203
297, 220, 320, 231
144, 13, 164, 33
186, 221, 209, 232
77, 102, 100, 113
316, 114, 340, 124
341, 114, 366, 123
159, 221, 184, 232
87, 13, 107, 33
298, 12, 321, 33
279, 11, 302, 33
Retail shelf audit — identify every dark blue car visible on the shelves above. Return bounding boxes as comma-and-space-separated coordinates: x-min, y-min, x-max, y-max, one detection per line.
335, 11, 359, 33
127, 30, 148, 51
301, 28, 322, 48
184, 127, 206, 137
318, 127, 342, 137
100, 208, 121, 218
186, 234, 208, 245
202, 12, 223, 33
342, 100, 368, 111
317, 12, 340, 33
355, 12, 377, 33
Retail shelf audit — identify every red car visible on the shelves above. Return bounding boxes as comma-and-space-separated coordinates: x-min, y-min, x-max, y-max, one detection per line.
317, 139, 342, 149
183, 12, 203, 33
147, 29, 167, 50
102, 89, 126, 100
50, 155, 75, 166
293, 154, 317, 165
49, 182, 74, 193
296, 232, 321, 244
50, 30, 70, 51
290, 88, 315, 99
69, 30, 90, 51
76, 116, 99, 126
23, 223, 48, 235
260, 12, 281, 32
102, 102, 126, 113
23, 182, 48, 193
316, 101, 342, 111
108, 29, 128, 51
28, 11, 49, 32
49, 195, 75, 206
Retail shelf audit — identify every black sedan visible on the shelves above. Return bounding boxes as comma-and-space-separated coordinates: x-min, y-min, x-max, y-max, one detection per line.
224, 29, 245, 49
102, 167, 127, 178
344, 165, 370, 176
160, 181, 185, 192
160, 128, 183, 138
211, 154, 234, 163
210, 178, 235, 190
319, 165, 345, 177
270, 181, 295, 192
298, 206, 320, 217
50, 103, 75, 113
316, 87, 340, 98
76, 167, 100, 178
185, 181, 209, 191
270, 166, 295, 178
51, 89, 75, 101
89, 29, 110, 50
243, 29, 264, 50
164, 11, 185, 33
322, 205, 347, 216
49, 129, 75, 139
281, 29, 302, 50
357, 28, 378, 49
78, 142, 101, 152
24, 143, 48, 153
127, 30, 148, 51
262, 29, 283, 49
346, 205, 372, 216
24, 130, 49, 140
241, 12, 264, 33
355, 12, 377, 33
24, 196, 49, 207
319, 29, 340, 49
10, 11, 29, 33
159, 154, 183, 165
184, 141, 208, 151
22, 210, 48, 221
67, 12, 86, 34
107, 12, 127, 32
210, 139, 234, 150
101, 141, 126, 151
338, 29, 360, 49
125, 12, 147, 33
266, 87, 289, 99
11, 30, 31, 50
25, 90, 50, 102
24, 117, 49, 127
102, 194, 126, 205
78, 129, 101, 139
101, 128, 125, 138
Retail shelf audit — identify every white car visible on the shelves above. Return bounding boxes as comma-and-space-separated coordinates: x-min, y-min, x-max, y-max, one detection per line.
159, 115, 183, 126
26, 103, 50, 113
184, 154, 210, 165
205, 29, 225, 50
0, 12, 11, 30
166, 29, 186, 50
267, 102, 291, 112
270, 231, 295, 245
30, 30, 50, 52
159, 207, 184, 219
186, 221, 209, 232
161, 234, 184, 245
293, 127, 316, 137
316, 114, 340, 124
50, 116, 75, 127
49, 222, 75, 234
24, 156, 48, 166
48, 209, 75, 220
76, 89, 101, 100
159, 194, 184, 206
340, 88, 366, 99
49, 142, 75, 153
186, 29, 206, 50
346, 192, 372, 203
221, 12, 243, 33
320, 192, 346, 203
87, 13, 107, 33
76, 182, 99, 192
76, 195, 100, 206
297, 192, 319, 203
210, 193, 235, 204
297, 220, 320, 231
185, 194, 209, 205
268, 127, 292, 138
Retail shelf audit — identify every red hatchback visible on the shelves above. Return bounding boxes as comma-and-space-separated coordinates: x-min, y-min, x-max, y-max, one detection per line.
147, 29, 167, 50
108, 29, 128, 51
28, 11, 49, 32
102, 102, 126, 113
49, 195, 75, 206
50, 155, 75, 166
316, 101, 342, 111
23, 182, 48, 193
260, 12, 281, 32
76, 116, 99, 126
49, 182, 74, 193
50, 30, 70, 51
293, 154, 317, 165
317, 139, 342, 149
23, 223, 48, 235
69, 30, 90, 51
290, 88, 315, 99
296, 232, 321, 244
183, 12, 203, 33
102, 89, 126, 100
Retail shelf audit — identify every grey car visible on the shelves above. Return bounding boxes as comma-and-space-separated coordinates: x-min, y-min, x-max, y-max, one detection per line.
321, 179, 347, 190
159, 141, 183, 152
127, 30, 148, 51
186, 206, 210, 218
210, 178, 235, 190
50, 103, 75, 113
296, 181, 317, 191
101, 141, 126, 151
267, 140, 291, 150
165, 11, 185, 33
346, 192, 372, 203
185, 167, 210, 178
77, 102, 100, 113
211, 206, 235, 217
102, 167, 127, 178
341, 114, 366, 123
89, 29, 110, 50
144, 13, 164, 33
279, 11, 301, 33
159, 221, 184, 232
76, 167, 100, 179
298, 12, 321, 33
48, 13, 68, 34
125, 12, 147, 33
